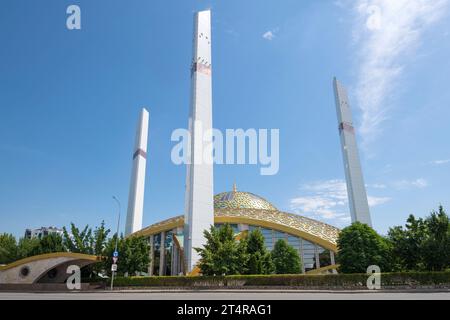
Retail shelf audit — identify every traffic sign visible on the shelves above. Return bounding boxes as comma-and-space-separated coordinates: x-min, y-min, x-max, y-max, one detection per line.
112, 257, 118, 264
111, 264, 117, 272
113, 251, 118, 257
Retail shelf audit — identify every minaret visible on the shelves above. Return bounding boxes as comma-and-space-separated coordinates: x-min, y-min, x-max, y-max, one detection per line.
184, 10, 214, 273
333, 78, 372, 227
125, 108, 149, 236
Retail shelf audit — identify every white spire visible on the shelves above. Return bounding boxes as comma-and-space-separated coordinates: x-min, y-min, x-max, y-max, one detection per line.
184, 9, 214, 273
125, 108, 149, 236
333, 78, 372, 227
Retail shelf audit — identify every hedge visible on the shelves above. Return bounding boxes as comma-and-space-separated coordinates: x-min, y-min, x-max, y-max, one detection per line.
106, 272, 450, 289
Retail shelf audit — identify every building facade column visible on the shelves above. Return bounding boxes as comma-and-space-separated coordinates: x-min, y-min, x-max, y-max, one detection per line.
314, 244, 321, 269
300, 239, 306, 274
159, 231, 166, 276
330, 251, 338, 274
171, 243, 177, 276
330, 251, 336, 265
148, 235, 154, 276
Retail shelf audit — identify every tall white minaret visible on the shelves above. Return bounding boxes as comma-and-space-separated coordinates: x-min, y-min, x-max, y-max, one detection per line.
184, 10, 214, 273
125, 108, 149, 236
333, 78, 372, 227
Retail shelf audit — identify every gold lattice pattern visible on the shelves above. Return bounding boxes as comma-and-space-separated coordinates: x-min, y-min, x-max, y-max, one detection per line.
133, 208, 340, 248
215, 208, 340, 246
214, 191, 277, 211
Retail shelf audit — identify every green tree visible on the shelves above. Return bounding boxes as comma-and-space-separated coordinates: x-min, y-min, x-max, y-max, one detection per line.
63, 223, 94, 254
271, 239, 301, 274
243, 229, 273, 274
0, 233, 17, 264
120, 236, 150, 276
387, 206, 450, 271
62, 223, 103, 277
91, 221, 111, 274
422, 206, 450, 271
337, 222, 391, 273
93, 221, 110, 256
30, 233, 66, 256
196, 224, 246, 276
387, 214, 427, 271
16, 237, 40, 260
319, 249, 332, 267
103, 234, 150, 276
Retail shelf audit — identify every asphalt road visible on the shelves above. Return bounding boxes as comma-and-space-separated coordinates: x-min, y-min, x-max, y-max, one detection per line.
1, 290, 449, 300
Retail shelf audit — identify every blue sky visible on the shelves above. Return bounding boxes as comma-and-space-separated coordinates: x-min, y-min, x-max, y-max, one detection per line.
1, 0, 450, 238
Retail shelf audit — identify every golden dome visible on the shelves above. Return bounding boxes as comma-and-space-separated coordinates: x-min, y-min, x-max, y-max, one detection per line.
214, 189, 277, 211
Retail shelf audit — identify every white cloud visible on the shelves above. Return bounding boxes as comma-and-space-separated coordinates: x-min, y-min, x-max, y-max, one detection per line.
393, 178, 429, 189
367, 183, 387, 189
430, 159, 450, 165
290, 196, 347, 220
368, 196, 391, 206
410, 178, 429, 188
352, 0, 449, 145
262, 30, 275, 40
290, 179, 390, 227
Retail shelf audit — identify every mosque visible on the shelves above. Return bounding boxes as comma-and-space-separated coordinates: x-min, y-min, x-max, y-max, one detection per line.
125, 9, 370, 276
132, 185, 340, 276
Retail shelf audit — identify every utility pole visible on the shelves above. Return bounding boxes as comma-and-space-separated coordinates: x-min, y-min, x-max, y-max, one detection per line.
111, 196, 121, 290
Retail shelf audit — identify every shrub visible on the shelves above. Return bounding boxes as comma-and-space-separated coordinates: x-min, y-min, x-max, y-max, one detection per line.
106, 271, 450, 289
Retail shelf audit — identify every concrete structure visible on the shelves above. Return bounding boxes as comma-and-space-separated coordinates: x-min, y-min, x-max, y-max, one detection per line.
0, 253, 102, 285
333, 78, 372, 227
125, 108, 150, 236
183, 10, 214, 273
24, 226, 63, 239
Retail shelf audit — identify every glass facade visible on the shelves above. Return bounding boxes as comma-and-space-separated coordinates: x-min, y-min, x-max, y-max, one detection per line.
149, 224, 334, 276
152, 233, 161, 276
164, 231, 173, 276
214, 223, 239, 234
248, 225, 330, 272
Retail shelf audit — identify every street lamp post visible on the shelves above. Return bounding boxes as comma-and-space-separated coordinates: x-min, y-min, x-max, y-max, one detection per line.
111, 196, 121, 291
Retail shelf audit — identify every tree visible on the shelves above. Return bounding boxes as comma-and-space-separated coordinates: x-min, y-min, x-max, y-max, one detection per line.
1, 233, 65, 265
242, 229, 273, 274
387, 214, 427, 271
91, 221, 111, 274
103, 234, 150, 276
62, 222, 111, 277
337, 222, 391, 273
421, 206, 450, 271
93, 221, 110, 256
387, 206, 450, 272
63, 223, 94, 254
120, 236, 150, 276
196, 224, 246, 276
271, 239, 301, 274
16, 237, 40, 260
319, 249, 332, 267
30, 233, 66, 256
0, 233, 17, 264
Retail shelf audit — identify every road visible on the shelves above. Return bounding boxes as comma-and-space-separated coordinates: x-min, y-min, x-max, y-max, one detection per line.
0, 290, 449, 300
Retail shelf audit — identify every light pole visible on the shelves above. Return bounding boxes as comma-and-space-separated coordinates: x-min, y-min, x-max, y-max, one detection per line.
111, 196, 121, 291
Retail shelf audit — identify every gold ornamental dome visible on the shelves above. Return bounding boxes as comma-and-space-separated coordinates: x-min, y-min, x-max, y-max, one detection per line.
214, 184, 277, 211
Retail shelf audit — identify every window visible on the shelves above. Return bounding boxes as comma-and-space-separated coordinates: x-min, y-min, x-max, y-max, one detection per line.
153, 233, 161, 276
